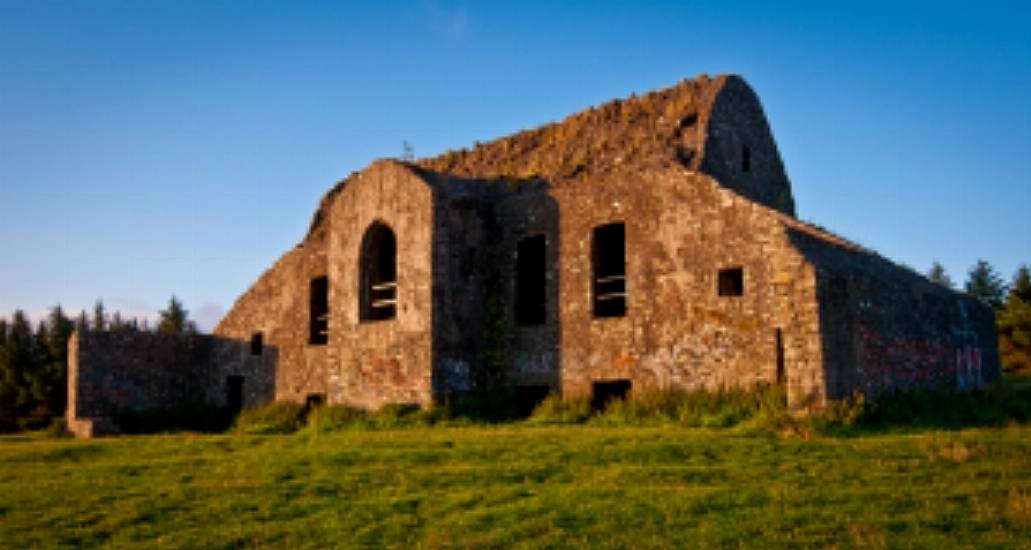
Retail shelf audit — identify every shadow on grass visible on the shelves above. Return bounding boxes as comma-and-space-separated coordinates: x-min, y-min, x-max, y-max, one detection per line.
112, 402, 235, 435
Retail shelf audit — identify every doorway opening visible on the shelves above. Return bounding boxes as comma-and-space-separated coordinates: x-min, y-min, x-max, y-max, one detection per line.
226, 375, 244, 414
591, 379, 631, 411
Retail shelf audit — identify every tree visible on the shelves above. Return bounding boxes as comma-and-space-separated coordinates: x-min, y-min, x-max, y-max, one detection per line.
0, 317, 10, 430
75, 310, 88, 334
965, 259, 1006, 309
92, 300, 106, 332
0, 312, 33, 428
998, 264, 1031, 373
157, 295, 196, 335
110, 311, 124, 332
1010, 265, 1031, 303
927, 261, 953, 289
44, 306, 73, 416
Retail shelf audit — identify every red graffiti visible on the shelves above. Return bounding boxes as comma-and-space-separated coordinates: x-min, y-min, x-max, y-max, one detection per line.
852, 320, 981, 391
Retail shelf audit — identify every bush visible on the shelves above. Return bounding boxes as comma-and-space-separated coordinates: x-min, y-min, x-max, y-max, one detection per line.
43, 417, 72, 439
367, 403, 424, 429
527, 395, 592, 424
305, 405, 368, 433
567, 385, 790, 430
234, 402, 305, 435
847, 378, 1031, 432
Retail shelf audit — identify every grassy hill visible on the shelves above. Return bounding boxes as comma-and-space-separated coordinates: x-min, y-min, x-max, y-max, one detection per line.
2, 419, 1030, 548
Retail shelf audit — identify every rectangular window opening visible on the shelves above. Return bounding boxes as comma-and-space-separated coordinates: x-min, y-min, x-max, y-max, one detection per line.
250, 332, 263, 356
718, 267, 744, 297
591, 379, 631, 411
592, 223, 626, 318
226, 375, 244, 414
516, 235, 547, 326
310, 276, 329, 345
742, 144, 751, 173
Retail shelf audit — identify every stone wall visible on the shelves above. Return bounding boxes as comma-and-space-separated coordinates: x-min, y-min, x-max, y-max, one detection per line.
215, 239, 328, 403
701, 76, 794, 215
326, 161, 435, 408
786, 227, 1001, 400
527, 167, 823, 407
66, 331, 272, 437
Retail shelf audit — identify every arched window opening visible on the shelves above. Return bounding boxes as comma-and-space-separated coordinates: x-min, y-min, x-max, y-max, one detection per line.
360, 223, 397, 322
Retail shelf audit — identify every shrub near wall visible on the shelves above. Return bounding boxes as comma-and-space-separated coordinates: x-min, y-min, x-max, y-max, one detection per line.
233, 402, 305, 434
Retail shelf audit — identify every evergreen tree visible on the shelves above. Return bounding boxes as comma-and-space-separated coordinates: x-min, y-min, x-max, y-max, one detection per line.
0, 317, 10, 431
110, 311, 124, 332
45, 306, 73, 416
75, 310, 89, 334
24, 321, 53, 421
927, 261, 953, 288
998, 264, 1031, 373
1010, 265, 1031, 303
1, 312, 33, 427
965, 259, 1006, 309
92, 300, 106, 332
157, 295, 196, 335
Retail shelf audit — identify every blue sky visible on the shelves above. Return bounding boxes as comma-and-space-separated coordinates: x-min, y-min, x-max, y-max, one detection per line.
1, 1, 1028, 331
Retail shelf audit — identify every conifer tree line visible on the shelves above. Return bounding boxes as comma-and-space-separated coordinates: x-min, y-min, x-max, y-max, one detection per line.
928, 260, 1031, 374
0, 296, 195, 432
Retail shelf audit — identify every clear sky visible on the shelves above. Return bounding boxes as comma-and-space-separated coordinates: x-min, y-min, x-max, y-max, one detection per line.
1, 1, 1028, 331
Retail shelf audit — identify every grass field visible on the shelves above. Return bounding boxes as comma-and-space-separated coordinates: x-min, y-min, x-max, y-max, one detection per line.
2, 419, 1031, 548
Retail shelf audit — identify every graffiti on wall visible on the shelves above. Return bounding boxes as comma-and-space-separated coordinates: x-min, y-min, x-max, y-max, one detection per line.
852, 301, 982, 391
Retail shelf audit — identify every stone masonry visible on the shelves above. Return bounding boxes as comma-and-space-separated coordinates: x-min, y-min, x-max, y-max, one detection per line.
67, 74, 1000, 436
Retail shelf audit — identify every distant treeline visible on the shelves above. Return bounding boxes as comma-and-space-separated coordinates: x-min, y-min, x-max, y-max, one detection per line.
935, 260, 1031, 374
0, 296, 195, 432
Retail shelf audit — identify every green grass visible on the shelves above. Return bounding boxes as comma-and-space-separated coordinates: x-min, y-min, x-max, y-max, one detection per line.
2, 378, 1030, 547
2, 421, 1031, 547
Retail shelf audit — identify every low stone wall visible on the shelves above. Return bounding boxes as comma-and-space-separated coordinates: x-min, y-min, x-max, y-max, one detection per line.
66, 331, 275, 437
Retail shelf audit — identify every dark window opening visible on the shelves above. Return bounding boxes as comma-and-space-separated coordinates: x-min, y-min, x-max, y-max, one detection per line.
718, 267, 744, 297
463, 247, 477, 282
591, 379, 631, 411
226, 375, 244, 414
309, 276, 329, 345
515, 385, 551, 418
592, 223, 626, 318
360, 223, 397, 322
250, 332, 263, 356
680, 112, 698, 128
742, 144, 751, 172
775, 328, 785, 384
305, 393, 325, 412
516, 235, 547, 326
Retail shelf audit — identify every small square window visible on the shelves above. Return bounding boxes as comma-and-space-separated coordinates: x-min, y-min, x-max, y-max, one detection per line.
718, 267, 744, 297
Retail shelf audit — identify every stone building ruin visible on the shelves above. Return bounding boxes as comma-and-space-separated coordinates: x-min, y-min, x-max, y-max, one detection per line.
66, 74, 1000, 437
